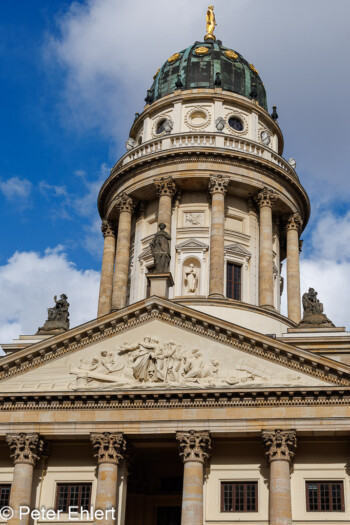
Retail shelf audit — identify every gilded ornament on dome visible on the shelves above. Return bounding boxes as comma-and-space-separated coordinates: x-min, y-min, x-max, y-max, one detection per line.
225, 49, 238, 60
153, 68, 160, 79
195, 46, 210, 56
204, 5, 217, 41
249, 63, 259, 75
168, 53, 181, 64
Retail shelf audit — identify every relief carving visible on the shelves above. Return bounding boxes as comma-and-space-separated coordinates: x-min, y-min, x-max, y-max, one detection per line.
184, 212, 203, 226
70, 338, 304, 391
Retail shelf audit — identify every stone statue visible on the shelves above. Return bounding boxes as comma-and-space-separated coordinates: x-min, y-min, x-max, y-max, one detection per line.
125, 137, 137, 151
163, 119, 173, 133
185, 264, 198, 293
37, 294, 70, 334
298, 288, 334, 328
149, 223, 171, 272
205, 5, 217, 41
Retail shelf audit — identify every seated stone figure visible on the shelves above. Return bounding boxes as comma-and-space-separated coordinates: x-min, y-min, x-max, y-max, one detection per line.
37, 294, 70, 334
298, 288, 334, 328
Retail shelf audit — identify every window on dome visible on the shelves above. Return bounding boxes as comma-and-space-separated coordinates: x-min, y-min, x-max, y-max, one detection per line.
190, 111, 206, 125
226, 263, 241, 301
228, 117, 244, 132
156, 119, 167, 135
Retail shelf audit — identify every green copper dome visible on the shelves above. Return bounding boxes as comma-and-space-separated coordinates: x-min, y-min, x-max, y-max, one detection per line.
147, 40, 267, 111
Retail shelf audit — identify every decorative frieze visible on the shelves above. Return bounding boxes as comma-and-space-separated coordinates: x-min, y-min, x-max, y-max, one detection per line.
154, 176, 177, 197
255, 187, 277, 208
91, 432, 126, 465
6, 433, 44, 466
176, 430, 211, 463
208, 175, 229, 195
262, 429, 297, 463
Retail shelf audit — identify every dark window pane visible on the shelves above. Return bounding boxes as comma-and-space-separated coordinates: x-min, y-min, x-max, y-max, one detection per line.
306, 481, 344, 512
221, 482, 257, 512
227, 263, 241, 300
56, 484, 92, 513
0, 485, 11, 509
228, 117, 244, 131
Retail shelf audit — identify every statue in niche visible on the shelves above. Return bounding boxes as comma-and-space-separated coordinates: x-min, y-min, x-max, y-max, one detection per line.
185, 264, 198, 293
37, 294, 70, 334
298, 287, 334, 328
149, 223, 171, 272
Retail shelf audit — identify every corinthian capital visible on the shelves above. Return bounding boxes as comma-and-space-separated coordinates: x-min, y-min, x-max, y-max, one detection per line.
262, 429, 297, 463
208, 175, 229, 195
115, 193, 135, 214
285, 213, 303, 232
154, 176, 177, 197
90, 432, 126, 465
101, 220, 116, 238
6, 433, 45, 466
255, 187, 277, 208
176, 430, 212, 464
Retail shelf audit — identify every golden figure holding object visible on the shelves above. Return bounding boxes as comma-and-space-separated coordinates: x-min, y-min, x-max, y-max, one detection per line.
204, 5, 217, 41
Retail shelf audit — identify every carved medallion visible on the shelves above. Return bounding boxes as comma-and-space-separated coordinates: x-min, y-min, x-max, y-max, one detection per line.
225, 49, 238, 60
168, 53, 181, 64
195, 46, 210, 56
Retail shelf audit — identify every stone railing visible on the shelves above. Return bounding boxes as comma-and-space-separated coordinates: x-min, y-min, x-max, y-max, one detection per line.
115, 133, 297, 179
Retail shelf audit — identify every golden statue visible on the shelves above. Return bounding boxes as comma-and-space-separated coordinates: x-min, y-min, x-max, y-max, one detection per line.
204, 5, 217, 41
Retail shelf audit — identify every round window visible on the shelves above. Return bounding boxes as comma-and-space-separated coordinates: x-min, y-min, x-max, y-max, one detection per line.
156, 119, 167, 134
228, 117, 244, 132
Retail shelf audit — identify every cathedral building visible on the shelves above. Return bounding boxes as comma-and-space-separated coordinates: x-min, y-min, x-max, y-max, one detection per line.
1, 7, 350, 525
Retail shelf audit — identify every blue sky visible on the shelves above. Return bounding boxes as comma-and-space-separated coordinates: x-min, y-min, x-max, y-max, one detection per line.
1, 0, 350, 342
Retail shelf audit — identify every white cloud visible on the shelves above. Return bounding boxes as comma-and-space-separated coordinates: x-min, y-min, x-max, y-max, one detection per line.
0, 247, 100, 350
0, 176, 32, 205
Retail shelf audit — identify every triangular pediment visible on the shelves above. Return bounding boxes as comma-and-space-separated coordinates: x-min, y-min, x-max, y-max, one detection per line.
224, 243, 251, 258
176, 239, 209, 251
1, 298, 349, 394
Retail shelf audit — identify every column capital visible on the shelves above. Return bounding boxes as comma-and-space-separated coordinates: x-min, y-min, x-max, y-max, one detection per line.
6, 432, 44, 466
115, 193, 135, 214
255, 187, 277, 208
262, 429, 297, 463
154, 176, 177, 197
176, 430, 212, 464
208, 175, 229, 195
101, 220, 116, 238
90, 432, 126, 465
285, 212, 303, 232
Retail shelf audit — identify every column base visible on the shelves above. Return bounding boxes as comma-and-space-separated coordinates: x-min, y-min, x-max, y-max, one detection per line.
261, 304, 276, 311
208, 293, 225, 299
147, 272, 174, 299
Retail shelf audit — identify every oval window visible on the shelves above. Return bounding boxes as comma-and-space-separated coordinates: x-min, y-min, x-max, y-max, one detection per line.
156, 119, 167, 134
228, 117, 244, 132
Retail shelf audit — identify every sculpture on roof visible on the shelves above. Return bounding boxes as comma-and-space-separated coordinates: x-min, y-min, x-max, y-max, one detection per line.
149, 223, 171, 272
205, 5, 217, 41
298, 288, 334, 328
37, 294, 70, 334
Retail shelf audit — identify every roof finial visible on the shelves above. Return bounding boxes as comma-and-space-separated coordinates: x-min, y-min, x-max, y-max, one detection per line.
204, 5, 217, 41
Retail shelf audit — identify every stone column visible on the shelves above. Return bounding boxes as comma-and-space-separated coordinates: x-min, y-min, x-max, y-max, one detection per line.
98, 221, 116, 317
7, 433, 45, 525
176, 430, 212, 525
255, 187, 276, 309
262, 429, 297, 525
286, 213, 302, 324
111, 194, 135, 310
91, 432, 127, 525
208, 175, 229, 297
154, 176, 177, 233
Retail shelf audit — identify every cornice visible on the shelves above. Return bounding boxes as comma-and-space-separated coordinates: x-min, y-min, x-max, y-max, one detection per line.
0, 387, 350, 412
0, 297, 349, 387
98, 152, 310, 229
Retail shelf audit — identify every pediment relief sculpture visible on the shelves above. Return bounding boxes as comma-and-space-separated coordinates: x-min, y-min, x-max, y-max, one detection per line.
70, 337, 307, 391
